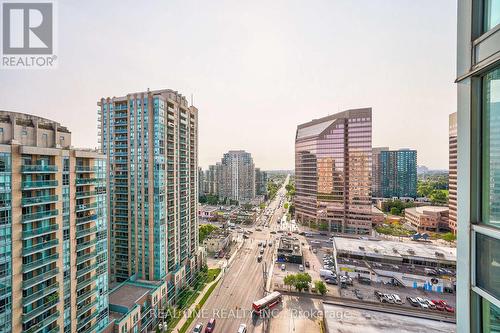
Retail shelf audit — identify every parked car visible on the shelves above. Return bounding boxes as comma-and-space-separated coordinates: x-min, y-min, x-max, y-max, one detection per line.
281, 264, 286, 271
193, 323, 203, 333
205, 318, 216, 333
392, 294, 402, 304
259, 248, 264, 254
432, 300, 445, 311
406, 296, 420, 307
325, 278, 338, 285
257, 255, 263, 262
298, 265, 304, 272
304, 261, 310, 268
425, 299, 437, 310
383, 294, 395, 304
374, 290, 382, 300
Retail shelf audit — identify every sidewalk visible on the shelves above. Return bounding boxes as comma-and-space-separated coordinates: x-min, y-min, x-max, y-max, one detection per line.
170, 237, 245, 332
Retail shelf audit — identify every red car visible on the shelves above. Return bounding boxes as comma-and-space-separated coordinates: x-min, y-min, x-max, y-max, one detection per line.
432, 300, 445, 311
435, 300, 455, 313
205, 318, 216, 333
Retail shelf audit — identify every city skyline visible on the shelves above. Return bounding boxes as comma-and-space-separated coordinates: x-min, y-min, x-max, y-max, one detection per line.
0, 0, 457, 170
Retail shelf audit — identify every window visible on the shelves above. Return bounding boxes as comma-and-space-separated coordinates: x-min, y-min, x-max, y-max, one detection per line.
481, 297, 500, 332
484, 0, 500, 32
482, 67, 500, 229
475, 233, 500, 299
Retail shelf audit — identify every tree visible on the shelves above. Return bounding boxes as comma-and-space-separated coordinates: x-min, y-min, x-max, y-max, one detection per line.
294, 272, 312, 292
390, 207, 400, 216
199, 224, 218, 244
430, 190, 448, 205
284, 202, 289, 210
441, 232, 456, 243
319, 222, 329, 231
314, 280, 327, 295
283, 274, 296, 291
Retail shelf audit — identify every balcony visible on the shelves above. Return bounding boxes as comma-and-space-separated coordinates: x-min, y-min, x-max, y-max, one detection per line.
77, 309, 99, 330
76, 262, 98, 278
25, 312, 59, 333
76, 226, 97, 239
76, 190, 105, 199
22, 210, 59, 223
76, 298, 98, 317
76, 250, 96, 265
23, 297, 59, 323
21, 165, 58, 173
22, 180, 58, 190
22, 281, 59, 306
76, 178, 99, 185
76, 274, 97, 292
76, 287, 97, 305
22, 239, 59, 256
76, 238, 97, 252
23, 253, 59, 273
76, 166, 96, 173
21, 195, 59, 207
22, 224, 58, 240
75, 202, 98, 213
22, 267, 59, 290
76, 214, 97, 226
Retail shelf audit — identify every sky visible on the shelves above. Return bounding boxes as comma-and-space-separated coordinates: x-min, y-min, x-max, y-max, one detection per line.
0, 0, 457, 170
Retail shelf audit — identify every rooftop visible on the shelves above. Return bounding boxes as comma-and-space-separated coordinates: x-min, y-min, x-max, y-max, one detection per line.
333, 237, 456, 262
109, 283, 150, 310
324, 303, 455, 333
406, 206, 449, 215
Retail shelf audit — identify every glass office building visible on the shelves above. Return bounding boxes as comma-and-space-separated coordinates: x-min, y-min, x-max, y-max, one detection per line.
295, 108, 372, 235
98, 89, 200, 299
456, 0, 500, 331
0, 111, 110, 333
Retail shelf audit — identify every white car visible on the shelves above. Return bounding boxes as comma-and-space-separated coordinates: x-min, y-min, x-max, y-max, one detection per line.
281, 264, 286, 271
237, 323, 247, 333
193, 323, 203, 333
298, 264, 304, 271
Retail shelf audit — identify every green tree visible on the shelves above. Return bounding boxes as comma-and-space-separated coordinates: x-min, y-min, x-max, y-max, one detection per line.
199, 224, 218, 244
314, 280, 327, 295
294, 272, 312, 292
283, 274, 296, 291
319, 222, 329, 231
390, 207, 400, 215
284, 202, 289, 210
430, 190, 448, 205
441, 232, 456, 243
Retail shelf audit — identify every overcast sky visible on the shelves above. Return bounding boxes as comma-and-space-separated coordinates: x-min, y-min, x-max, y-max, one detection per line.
0, 0, 457, 170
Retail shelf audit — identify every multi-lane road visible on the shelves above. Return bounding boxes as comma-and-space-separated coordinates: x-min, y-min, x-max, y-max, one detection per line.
187, 176, 289, 333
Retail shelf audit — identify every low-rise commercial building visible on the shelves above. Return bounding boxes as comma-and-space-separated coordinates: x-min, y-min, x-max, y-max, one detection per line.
371, 206, 386, 226
277, 236, 303, 264
404, 206, 450, 232
108, 280, 167, 333
197, 205, 220, 221
202, 230, 233, 253
333, 237, 456, 292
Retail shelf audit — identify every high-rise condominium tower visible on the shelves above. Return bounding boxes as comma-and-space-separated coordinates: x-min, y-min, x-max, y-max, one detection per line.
98, 89, 199, 291
378, 149, 418, 198
255, 168, 268, 196
372, 147, 389, 198
448, 112, 457, 235
295, 108, 372, 235
0, 111, 110, 333
219, 150, 255, 203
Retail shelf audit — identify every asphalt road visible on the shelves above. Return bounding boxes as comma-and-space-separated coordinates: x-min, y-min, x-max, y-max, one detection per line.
187, 176, 289, 333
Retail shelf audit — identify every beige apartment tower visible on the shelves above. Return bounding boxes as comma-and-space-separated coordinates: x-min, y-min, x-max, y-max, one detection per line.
448, 112, 457, 235
0, 111, 110, 333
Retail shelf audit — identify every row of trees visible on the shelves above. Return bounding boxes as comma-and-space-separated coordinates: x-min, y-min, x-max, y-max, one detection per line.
283, 273, 327, 295
380, 199, 416, 216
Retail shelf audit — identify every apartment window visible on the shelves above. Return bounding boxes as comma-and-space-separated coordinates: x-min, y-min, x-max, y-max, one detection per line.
482, 67, 500, 229
476, 233, 500, 300
484, 0, 500, 32
481, 298, 500, 332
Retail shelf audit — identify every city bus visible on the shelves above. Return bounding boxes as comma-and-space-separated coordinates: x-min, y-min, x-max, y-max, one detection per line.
252, 291, 282, 315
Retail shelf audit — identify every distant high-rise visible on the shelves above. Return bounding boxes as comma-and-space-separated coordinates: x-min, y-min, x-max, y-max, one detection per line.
255, 168, 268, 196
198, 167, 206, 195
378, 149, 417, 198
295, 108, 372, 235
0, 111, 110, 333
372, 147, 389, 198
218, 150, 255, 203
449, 112, 457, 235
205, 164, 221, 195
98, 89, 200, 290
